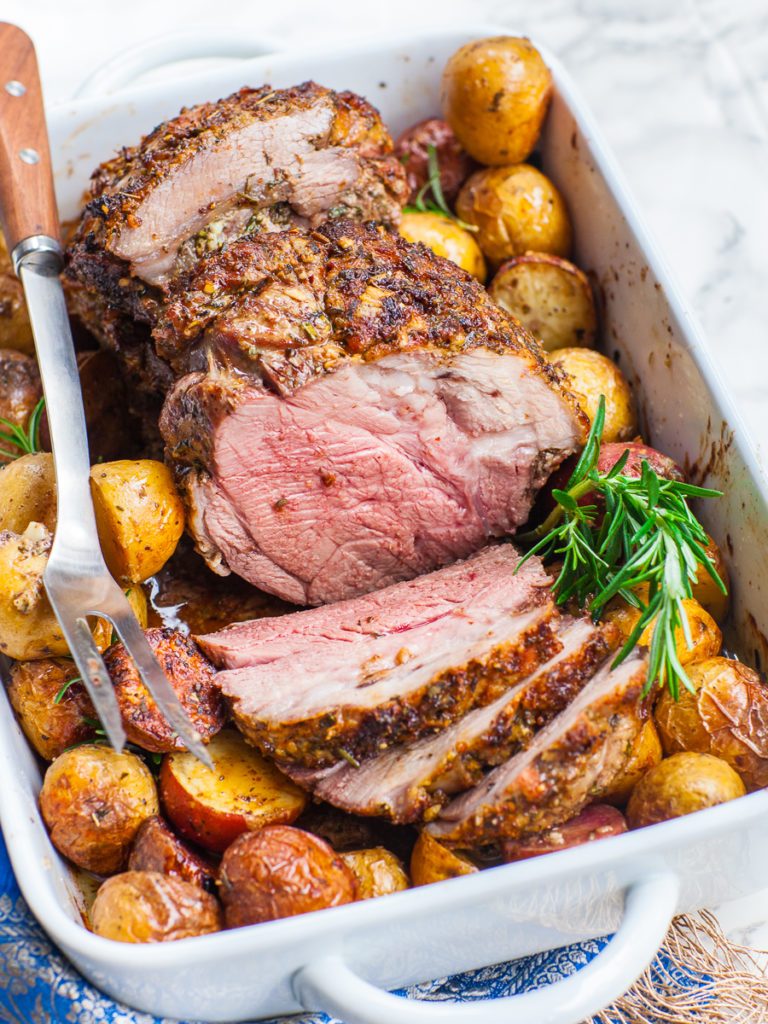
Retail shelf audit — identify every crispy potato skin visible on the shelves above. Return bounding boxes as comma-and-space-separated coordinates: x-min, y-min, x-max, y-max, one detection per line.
40, 745, 159, 874
398, 212, 487, 282
626, 751, 745, 828
7, 658, 97, 760
441, 37, 552, 165
0, 233, 34, 354
692, 535, 729, 623
489, 254, 596, 351
160, 729, 307, 852
0, 350, 42, 463
340, 847, 410, 899
220, 825, 358, 927
90, 460, 185, 583
393, 118, 475, 203
0, 521, 68, 660
654, 658, 768, 791
502, 804, 627, 861
601, 720, 663, 806
456, 165, 571, 266
129, 815, 217, 892
549, 347, 637, 443
0, 452, 56, 534
104, 627, 224, 752
92, 871, 222, 942
410, 832, 477, 886
604, 593, 721, 668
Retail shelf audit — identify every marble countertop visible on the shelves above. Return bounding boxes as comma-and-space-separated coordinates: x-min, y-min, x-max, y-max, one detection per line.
3, 0, 768, 951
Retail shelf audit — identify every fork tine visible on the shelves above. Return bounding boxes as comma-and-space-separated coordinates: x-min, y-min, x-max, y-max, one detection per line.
108, 604, 214, 770
50, 610, 126, 752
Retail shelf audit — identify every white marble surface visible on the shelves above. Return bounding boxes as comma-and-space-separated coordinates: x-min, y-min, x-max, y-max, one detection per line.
3, 0, 768, 950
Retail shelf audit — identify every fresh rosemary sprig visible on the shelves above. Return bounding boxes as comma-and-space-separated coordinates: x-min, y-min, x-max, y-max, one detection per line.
403, 144, 478, 232
0, 396, 45, 462
517, 396, 726, 698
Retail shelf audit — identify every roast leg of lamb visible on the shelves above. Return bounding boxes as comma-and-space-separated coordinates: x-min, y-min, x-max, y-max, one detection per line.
159, 221, 587, 604
198, 545, 564, 767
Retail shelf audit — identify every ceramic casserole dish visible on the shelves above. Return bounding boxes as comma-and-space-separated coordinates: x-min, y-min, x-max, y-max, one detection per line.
2, 26, 768, 1024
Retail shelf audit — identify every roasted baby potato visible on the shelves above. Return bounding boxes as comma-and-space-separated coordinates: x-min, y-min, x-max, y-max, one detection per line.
40, 745, 159, 874
0, 521, 68, 660
441, 37, 552, 165
394, 118, 474, 204
549, 347, 637, 443
410, 831, 478, 886
489, 254, 596, 351
502, 804, 627, 862
340, 847, 410, 899
91, 870, 222, 942
398, 211, 486, 282
90, 460, 185, 583
691, 534, 729, 623
0, 350, 42, 463
0, 232, 34, 354
456, 165, 572, 266
604, 593, 721, 668
160, 729, 307, 852
220, 825, 358, 927
596, 441, 683, 482
0, 452, 56, 533
105, 628, 224, 752
654, 657, 768, 791
129, 815, 217, 892
6, 657, 97, 760
601, 720, 663, 806
626, 751, 745, 829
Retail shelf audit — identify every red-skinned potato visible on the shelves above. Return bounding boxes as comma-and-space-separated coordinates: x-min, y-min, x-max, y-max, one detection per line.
502, 804, 627, 862
394, 118, 475, 203
128, 815, 218, 892
160, 729, 307, 853
596, 442, 683, 482
219, 825, 358, 927
0, 350, 42, 464
91, 871, 222, 942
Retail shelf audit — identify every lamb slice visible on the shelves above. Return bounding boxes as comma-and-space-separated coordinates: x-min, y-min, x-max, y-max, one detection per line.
209, 551, 564, 768
425, 648, 648, 847
286, 616, 619, 824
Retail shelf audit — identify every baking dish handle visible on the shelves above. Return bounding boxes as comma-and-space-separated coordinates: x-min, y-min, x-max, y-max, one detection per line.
293, 870, 678, 1024
72, 30, 281, 99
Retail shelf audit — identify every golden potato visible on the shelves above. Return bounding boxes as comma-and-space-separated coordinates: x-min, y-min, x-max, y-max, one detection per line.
160, 729, 307, 852
410, 831, 477, 886
626, 751, 745, 829
0, 521, 67, 660
654, 657, 768, 791
549, 347, 636, 443
90, 460, 185, 583
489, 253, 596, 351
0, 232, 34, 354
0, 351, 42, 464
441, 37, 552, 165
456, 165, 572, 266
0, 452, 56, 533
129, 815, 217, 892
340, 847, 410, 899
394, 118, 475, 204
6, 657, 97, 760
603, 593, 721, 669
91, 871, 221, 942
219, 825, 358, 927
692, 534, 729, 624
601, 720, 663, 806
399, 212, 486, 282
40, 745, 159, 874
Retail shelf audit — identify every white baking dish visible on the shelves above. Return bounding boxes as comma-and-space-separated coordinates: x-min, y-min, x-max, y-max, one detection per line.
2, 26, 768, 1024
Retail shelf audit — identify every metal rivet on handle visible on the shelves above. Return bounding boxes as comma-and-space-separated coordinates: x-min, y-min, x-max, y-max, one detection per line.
19, 148, 40, 165
4, 80, 26, 97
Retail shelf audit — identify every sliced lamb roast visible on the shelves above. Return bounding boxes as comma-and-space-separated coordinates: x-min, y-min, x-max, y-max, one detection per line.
286, 616, 619, 823
159, 221, 587, 604
424, 648, 648, 846
64, 81, 408, 399
199, 545, 564, 767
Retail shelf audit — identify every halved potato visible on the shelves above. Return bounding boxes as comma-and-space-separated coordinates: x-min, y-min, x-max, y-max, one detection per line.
399, 211, 486, 282
549, 347, 637, 443
0, 521, 67, 660
489, 254, 596, 351
410, 831, 477, 886
340, 847, 410, 899
601, 719, 663, 806
90, 460, 185, 583
159, 729, 307, 852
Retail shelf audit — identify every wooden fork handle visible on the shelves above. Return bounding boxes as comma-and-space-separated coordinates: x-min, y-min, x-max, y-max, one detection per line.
0, 22, 60, 260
